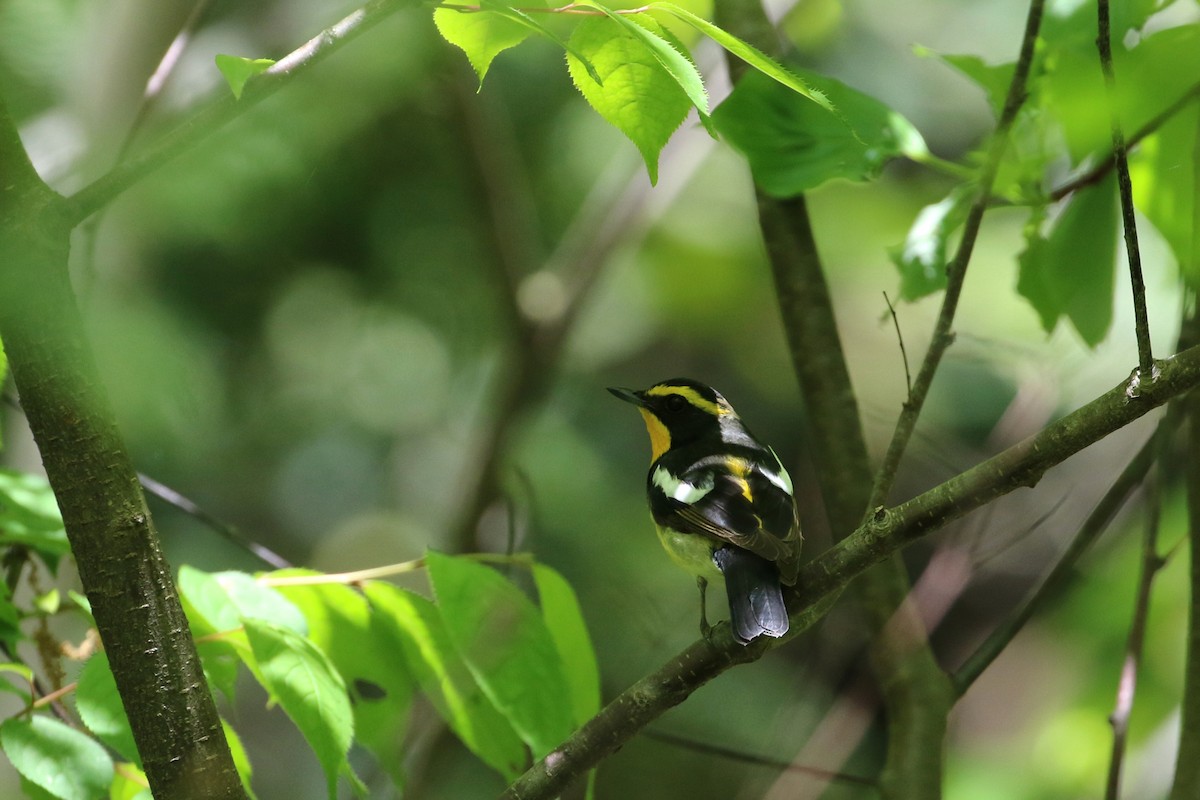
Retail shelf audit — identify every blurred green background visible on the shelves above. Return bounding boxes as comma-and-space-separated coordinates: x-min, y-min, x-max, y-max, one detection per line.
1, 0, 1194, 797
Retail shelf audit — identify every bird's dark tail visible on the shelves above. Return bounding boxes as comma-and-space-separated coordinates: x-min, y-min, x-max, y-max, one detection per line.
713, 547, 789, 645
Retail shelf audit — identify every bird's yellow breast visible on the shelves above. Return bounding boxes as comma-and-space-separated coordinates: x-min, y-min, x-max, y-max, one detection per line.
655, 524, 721, 579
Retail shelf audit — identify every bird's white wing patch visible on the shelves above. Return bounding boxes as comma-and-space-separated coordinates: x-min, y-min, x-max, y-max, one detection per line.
766, 447, 794, 495
652, 466, 713, 503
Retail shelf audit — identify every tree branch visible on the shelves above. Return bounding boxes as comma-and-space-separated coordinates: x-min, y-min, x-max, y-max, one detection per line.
60, 0, 411, 226
0, 96, 245, 799
1096, 0, 1153, 377
502, 342, 1200, 800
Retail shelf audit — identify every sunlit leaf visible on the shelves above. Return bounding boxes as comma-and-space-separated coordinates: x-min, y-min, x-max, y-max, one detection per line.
177, 566, 306, 636
76, 653, 139, 766
891, 185, 973, 300
364, 581, 527, 780
1017, 172, 1118, 346
0, 470, 70, 571
222, 719, 258, 800
652, 2, 834, 114
426, 551, 575, 757
272, 570, 414, 792
1131, 100, 1199, 285
713, 67, 927, 197
244, 619, 354, 799
531, 564, 600, 724
566, 15, 696, 184
433, 4, 534, 84
1, 715, 114, 800
214, 54, 275, 100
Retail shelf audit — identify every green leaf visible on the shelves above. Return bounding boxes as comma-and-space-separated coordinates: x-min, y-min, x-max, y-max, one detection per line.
0, 662, 33, 702
581, 4, 710, 124
713, 67, 928, 197
0, 583, 23, 649
482, 3, 603, 85
566, 15, 694, 184
177, 566, 307, 636
1017, 172, 1118, 346
107, 764, 152, 800
890, 185, 974, 300
222, 719, 258, 800
0, 469, 70, 570
243, 619, 354, 800
215, 54, 275, 100
76, 653, 140, 766
531, 564, 600, 725
1131, 101, 1200, 285
433, 6, 533, 84
651, 2, 834, 114
1, 715, 114, 800
364, 582, 527, 780
272, 570, 414, 792
426, 551, 575, 757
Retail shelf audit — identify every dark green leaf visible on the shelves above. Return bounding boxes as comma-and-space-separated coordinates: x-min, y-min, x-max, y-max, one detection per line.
1, 715, 114, 800
76, 652, 139, 766
244, 618, 354, 800
713, 67, 928, 197
1017, 172, 1118, 346
215, 54, 275, 100
426, 551, 575, 757
364, 581, 527, 780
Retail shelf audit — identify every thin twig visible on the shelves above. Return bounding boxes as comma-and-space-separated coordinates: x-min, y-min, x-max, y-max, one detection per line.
1097, 0, 1153, 376
864, 0, 1045, 516
1104, 462, 1163, 800
644, 729, 879, 790
61, 0, 410, 226
882, 291, 912, 399
137, 474, 292, 569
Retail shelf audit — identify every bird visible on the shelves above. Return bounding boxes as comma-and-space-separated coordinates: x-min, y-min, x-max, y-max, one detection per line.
608, 378, 802, 645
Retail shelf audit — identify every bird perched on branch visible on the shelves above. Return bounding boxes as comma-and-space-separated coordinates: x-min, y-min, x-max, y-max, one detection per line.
609, 379, 802, 644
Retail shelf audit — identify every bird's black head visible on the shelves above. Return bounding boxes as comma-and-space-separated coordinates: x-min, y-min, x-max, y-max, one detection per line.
608, 378, 737, 461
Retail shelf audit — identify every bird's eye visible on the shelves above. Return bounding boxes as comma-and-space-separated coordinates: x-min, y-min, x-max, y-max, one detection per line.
663, 395, 688, 413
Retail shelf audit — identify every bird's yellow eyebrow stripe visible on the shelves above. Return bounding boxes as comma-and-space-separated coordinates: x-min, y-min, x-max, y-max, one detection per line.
645, 385, 730, 416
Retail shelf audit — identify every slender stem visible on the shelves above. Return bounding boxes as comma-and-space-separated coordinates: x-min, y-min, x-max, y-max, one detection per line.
1097, 0, 1153, 376
61, 0, 410, 226
1104, 465, 1163, 800
436, 1, 650, 13
865, 0, 1045, 514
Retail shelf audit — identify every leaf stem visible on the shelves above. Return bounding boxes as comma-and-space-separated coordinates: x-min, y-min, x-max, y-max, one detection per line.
1096, 0, 1153, 377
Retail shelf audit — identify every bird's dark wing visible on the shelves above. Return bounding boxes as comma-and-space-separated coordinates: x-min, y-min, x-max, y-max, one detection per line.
652, 457, 800, 581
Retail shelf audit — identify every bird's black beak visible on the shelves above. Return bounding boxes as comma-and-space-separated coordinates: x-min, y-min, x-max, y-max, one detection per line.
607, 387, 645, 407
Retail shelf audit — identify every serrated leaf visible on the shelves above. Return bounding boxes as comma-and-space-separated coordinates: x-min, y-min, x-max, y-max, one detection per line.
272, 570, 414, 792
76, 653, 139, 766
713, 67, 927, 197
1, 715, 114, 800
566, 16, 693, 184
890, 185, 973, 300
434, 7, 532, 84
426, 551, 575, 757
215, 54, 275, 100
244, 619, 354, 800
0, 469, 70, 571
364, 581, 527, 780
483, 3, 603, 85
1017, 172, 1118, 346
651, 1, 834, 114
580, 4, 710, 125
531, 564, 599, 725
